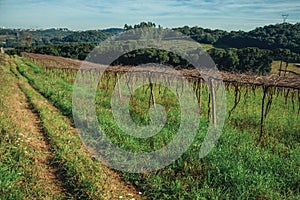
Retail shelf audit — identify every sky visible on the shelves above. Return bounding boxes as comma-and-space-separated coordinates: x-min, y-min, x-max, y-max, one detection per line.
0, 0, 299, 31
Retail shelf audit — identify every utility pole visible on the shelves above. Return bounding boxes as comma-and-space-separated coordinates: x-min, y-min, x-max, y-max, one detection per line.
282, 14, 289, 23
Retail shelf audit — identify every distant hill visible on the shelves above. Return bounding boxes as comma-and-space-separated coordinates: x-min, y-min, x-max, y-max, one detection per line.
61, 30, 113, 44
215, 23, 300, 53
6, 21, 300, 74
2, 23, 300, 53
174, 23, 300, 53
101, 28, 124, 34
0, 28, 113, 48
0, 28, 73, 47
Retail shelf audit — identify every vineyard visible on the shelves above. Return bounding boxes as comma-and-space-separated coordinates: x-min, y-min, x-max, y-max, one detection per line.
22, 52, 300, 141
0, 53, 299, 199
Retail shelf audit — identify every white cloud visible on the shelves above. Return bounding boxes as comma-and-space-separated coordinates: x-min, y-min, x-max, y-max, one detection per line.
0, 0, 299, 30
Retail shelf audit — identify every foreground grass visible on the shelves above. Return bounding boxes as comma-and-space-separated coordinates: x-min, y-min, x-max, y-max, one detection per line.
16, 56, 300, 199
10, 57, 112, 199
0, 55, 55, 199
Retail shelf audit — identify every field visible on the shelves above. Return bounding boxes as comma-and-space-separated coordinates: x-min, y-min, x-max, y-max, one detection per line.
0, 53, 299, 199
271, 61, 300, 77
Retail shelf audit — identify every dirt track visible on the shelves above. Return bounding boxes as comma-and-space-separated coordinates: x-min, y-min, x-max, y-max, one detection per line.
0, 55, 144, 199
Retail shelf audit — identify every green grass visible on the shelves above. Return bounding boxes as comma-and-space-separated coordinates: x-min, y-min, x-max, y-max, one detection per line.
16, 56, 300, 199
12, 59, 110, 199
0, 56, 49, 199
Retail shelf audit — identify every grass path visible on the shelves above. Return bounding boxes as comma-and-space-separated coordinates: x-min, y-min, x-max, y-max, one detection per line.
9, 63, 67, 199
0, 54, 66, 199
0, 54, 144, 199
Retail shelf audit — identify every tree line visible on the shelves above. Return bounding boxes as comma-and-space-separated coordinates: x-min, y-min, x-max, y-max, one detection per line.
6, 43, 95, 60
4, 22, 300, 74
6, 43, 277, 74
0, 28, 113, 48
174, 23, 300, 54
2, 22, 300, 54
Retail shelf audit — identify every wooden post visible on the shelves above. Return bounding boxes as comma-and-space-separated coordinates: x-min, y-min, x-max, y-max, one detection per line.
199, 79, 203, 112
117, 73, 122, 99
207, 80, 211, 121
209, 79, 217, 125
259, 86, 268, 143
148, 72, 156, 110
279, 58, 283, 76
298, 90, 300, 115
212, 79, 217, 125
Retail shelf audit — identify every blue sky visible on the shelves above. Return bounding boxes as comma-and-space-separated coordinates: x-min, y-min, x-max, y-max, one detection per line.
0, 0, 299, 31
